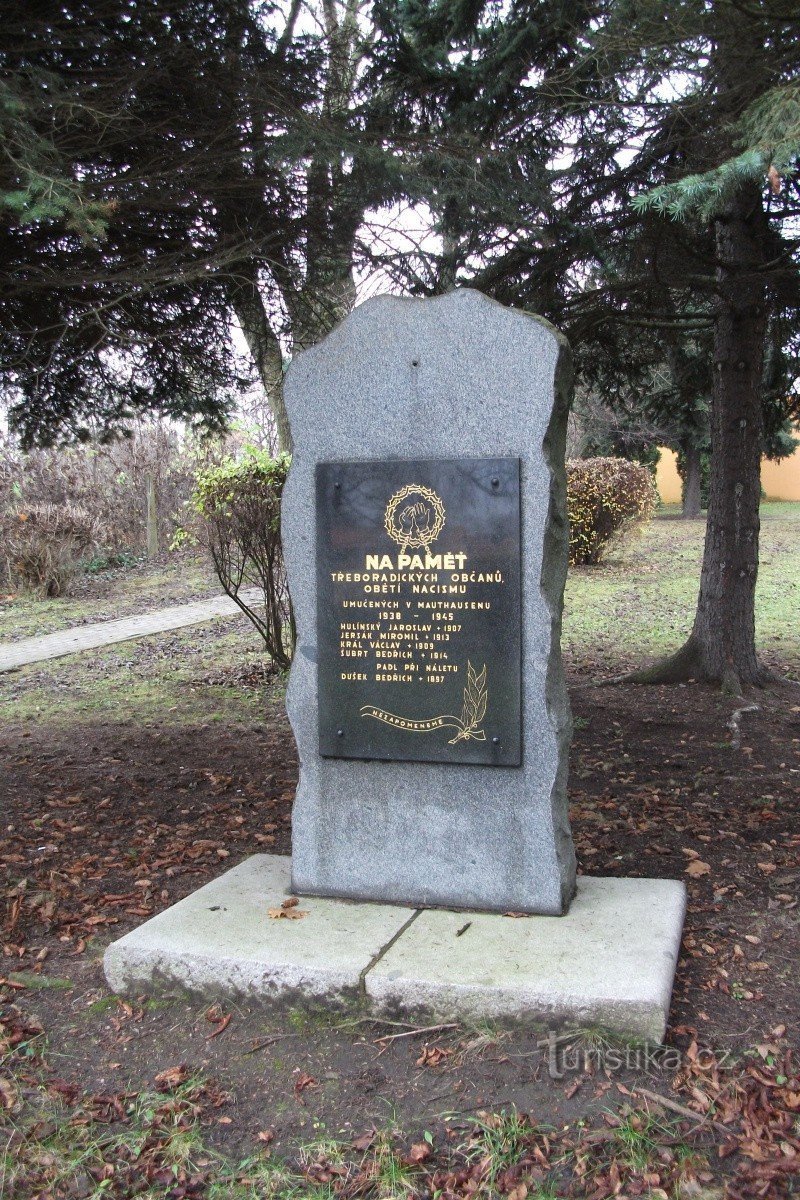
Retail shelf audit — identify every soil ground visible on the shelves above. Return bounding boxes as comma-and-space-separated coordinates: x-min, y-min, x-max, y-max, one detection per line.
2, 506, 799, 1198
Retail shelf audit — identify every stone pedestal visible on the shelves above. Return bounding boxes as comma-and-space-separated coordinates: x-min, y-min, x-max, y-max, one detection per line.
282, 290, 575, 914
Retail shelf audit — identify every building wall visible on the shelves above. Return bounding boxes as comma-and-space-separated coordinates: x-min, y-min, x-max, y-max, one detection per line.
762, 449, 800, 501
655, 450, 683, 504
655, 445, 800, 505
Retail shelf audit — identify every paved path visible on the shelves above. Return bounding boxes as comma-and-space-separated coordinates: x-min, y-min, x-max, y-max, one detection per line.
0, 588, 262, 673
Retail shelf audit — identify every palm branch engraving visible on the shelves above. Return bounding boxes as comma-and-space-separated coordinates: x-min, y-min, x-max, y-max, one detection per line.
448, 660, 488, 743
359, 660, 488, 745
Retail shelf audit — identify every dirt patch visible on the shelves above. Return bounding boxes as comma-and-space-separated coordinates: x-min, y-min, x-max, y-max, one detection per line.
569, 675, 799, 1042
2, 666, 798, 1192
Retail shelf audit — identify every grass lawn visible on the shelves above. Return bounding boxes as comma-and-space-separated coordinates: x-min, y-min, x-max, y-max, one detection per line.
0, 548, 218, 643
563, 501, 800, 679
1, 503, 798, 1199
0, 619, 274, 726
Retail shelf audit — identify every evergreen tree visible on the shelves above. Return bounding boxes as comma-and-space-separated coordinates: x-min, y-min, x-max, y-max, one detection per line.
606, 0, 800, 689
0, 0, 310, 445
372, 0, 800, 689
0, 1, 399, 449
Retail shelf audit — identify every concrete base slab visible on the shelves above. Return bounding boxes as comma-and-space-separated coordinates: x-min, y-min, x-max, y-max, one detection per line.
104, 857, 685, 1041
103, 855, 415, 1005
366, 876, 686, 1042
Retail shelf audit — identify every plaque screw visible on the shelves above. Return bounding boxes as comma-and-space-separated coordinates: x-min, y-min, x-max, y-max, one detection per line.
411, 359, 419, 367
337, 728, 344, 737
491, 477, 499, 488
492, 736, 500, 745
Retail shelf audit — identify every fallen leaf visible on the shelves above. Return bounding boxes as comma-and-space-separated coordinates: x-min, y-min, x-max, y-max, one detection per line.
154, 1064, 189, 1089
268, 907, 309, 920
416, 1044, 453, 1067
206, 1012, 232, 1039
257, 1129, 275, 1144
351, 1130, 375, 1151
685, 860, 711, 878
281, 896, 300, 909
406, 1142, 432, 1163
294, 1072, 318, 1095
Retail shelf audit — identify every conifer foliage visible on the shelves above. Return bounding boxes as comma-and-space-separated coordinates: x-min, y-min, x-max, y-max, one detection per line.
2, 1, 799, 688
610, 0, 800, 688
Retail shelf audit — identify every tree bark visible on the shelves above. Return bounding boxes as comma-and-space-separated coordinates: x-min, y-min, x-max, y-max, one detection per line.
681, 442, 703, 518
227, 264, 292, 454
628, 182, 771, 691
689, 181, 768, 688
145, 473, 159, 556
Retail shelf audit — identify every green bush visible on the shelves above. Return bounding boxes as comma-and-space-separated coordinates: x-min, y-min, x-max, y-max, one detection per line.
82, 550, 140, 574
192, 449, 295, 669
566, 456, 657, 566
1, 503, 105, 595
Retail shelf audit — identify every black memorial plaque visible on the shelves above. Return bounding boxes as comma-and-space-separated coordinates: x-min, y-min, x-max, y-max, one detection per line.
316, 458, 522, 766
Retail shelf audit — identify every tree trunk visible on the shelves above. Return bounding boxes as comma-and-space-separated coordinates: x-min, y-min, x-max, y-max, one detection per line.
145, 473, 159, 556
227, 264, 292, 454
439, 195, 461, 292
629, 182, 771, 691
681, 442, 703, 518
688, 182, 768, 688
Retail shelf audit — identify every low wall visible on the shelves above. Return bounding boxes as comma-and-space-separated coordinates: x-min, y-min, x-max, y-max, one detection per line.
655, 446, 800, 505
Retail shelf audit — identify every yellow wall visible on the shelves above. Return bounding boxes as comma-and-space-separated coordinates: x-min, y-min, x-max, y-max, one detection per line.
655, 444, 800, 505
655, 449, 683, 504
762, 448, 800, 501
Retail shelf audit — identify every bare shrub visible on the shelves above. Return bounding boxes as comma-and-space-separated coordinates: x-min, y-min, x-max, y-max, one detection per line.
192, 449, 294, 669
567, 456, 658, 566
1, 503, 105, 595
0, 423, 198, 571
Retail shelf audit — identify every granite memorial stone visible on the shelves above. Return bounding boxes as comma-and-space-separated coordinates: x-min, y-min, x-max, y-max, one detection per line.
283, 288, 576, 915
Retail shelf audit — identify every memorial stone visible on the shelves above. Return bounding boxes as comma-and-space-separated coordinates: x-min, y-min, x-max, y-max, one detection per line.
283, 289, 576, 915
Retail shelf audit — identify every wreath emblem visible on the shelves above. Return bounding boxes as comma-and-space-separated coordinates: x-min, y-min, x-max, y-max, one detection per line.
384, 484, 446, 555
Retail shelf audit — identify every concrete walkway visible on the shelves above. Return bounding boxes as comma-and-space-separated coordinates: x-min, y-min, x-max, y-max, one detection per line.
0, 588, 262, 673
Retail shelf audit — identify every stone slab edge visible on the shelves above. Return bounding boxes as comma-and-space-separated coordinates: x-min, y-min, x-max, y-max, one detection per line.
366, 877, 687, 1043
103, 855, 416, 1007
104, 858, 685, 1042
